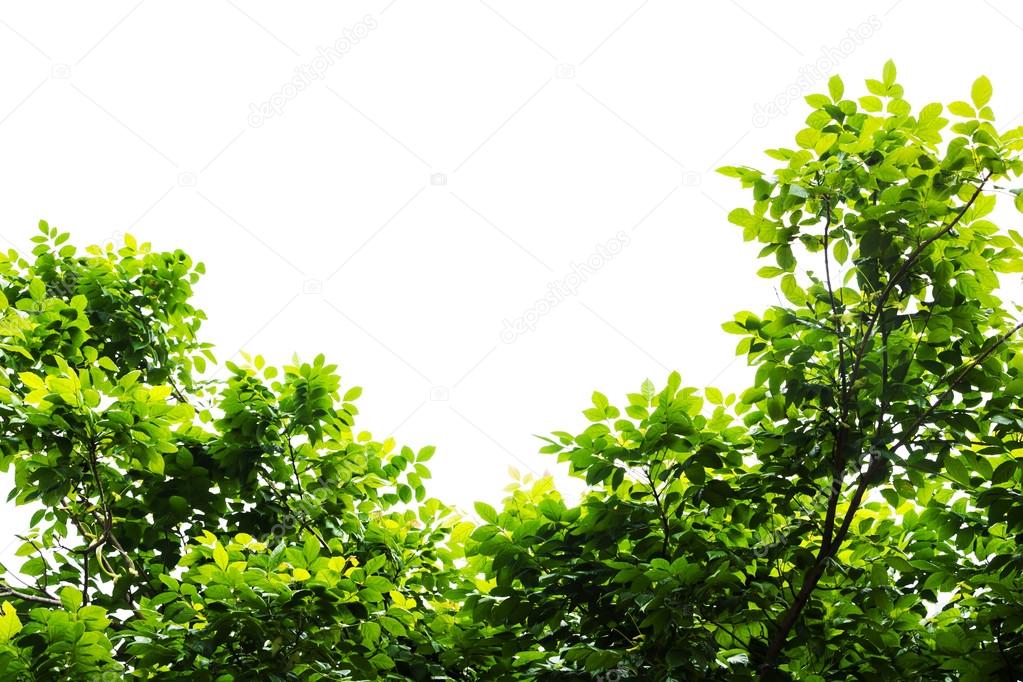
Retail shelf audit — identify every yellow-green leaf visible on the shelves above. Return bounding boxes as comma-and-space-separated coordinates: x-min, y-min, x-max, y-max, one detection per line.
833, 239, 848, 265
882, 59, 896, 86
828, 74, 843, 101
780, 274, 806, 306
28, 279, 45, 301
148, 385, 173, 402
18, 372, 45, 390
971, 75, 992, 108
0, 601, 22, 641
147, 451, 165, 476
213, 543, 229, 570
59, 586, 83, 612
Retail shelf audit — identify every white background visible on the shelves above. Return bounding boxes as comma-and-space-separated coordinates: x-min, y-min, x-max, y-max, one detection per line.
2, 0, 1023, 543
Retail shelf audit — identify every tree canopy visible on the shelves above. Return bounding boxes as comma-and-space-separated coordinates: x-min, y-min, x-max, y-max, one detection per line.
1, 62, 1022, 680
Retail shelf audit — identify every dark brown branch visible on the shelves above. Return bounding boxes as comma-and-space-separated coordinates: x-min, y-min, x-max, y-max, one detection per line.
761, 460, 871, 672
818, 192, 851, 560
820, 194, 848, 403
646, 466, 673, 557
761, 317, 1022, 672
817, 429, 845, 559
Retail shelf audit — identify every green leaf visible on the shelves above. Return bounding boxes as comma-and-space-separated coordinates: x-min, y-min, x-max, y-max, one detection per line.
780, 274, 805, 306
28, 278, 45, 301
776, 245, 796, 271
728, 208, 753, 227
795, 128, 820, 150
875, 164, 902, 182
361, 621, 381, 645
971, 75, 992, 108
945, 457, 970, 486
888, 98, 911, 116
887, 555, 914, 574
683, 459, 705, 485
370, 653, 395, 670
833, 239, 848, 265
948, 101, 975, 118
59, 586, 83, 612
859, 96, 882, 112
741, 387, 767, 404
814, 133, 838, 155
213, 543, 229, 570
0, 602, 21, 641
804, 94, 830, 109
147, 451, 165, 476
474, 502, 498, 524
919, 102, 943, 121
18, 372, 45, 390
882, 59, 897, 86
378, 615, 406, 636
828, 75, 844, 101
365, 554, 386, 574
992, 460, 1016, 485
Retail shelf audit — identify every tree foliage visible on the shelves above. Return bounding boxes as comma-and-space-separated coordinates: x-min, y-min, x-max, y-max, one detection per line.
2, 63, 1023, 680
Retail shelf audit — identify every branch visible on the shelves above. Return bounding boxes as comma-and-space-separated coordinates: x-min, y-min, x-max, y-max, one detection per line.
820, 194, 848, 404
645, 466, 673, 557
760, 464, 871, 674
258, 470, 330, 552
817, 429, 845, 559
0, 583, 61, 607
286, 437, 304, 494
759, 559, 830, 671
760, 311, 1019, 673
82, 551, 89, 606
79, 445, 140, 579
849, 173, 992, 387
818, 193, 851, 560
894, 319, 1023, 452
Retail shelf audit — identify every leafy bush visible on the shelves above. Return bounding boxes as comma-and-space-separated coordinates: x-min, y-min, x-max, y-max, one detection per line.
2, 63, 1022, 680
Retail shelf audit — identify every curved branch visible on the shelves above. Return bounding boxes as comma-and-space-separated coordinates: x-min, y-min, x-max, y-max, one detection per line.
849, 172, 992, 388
